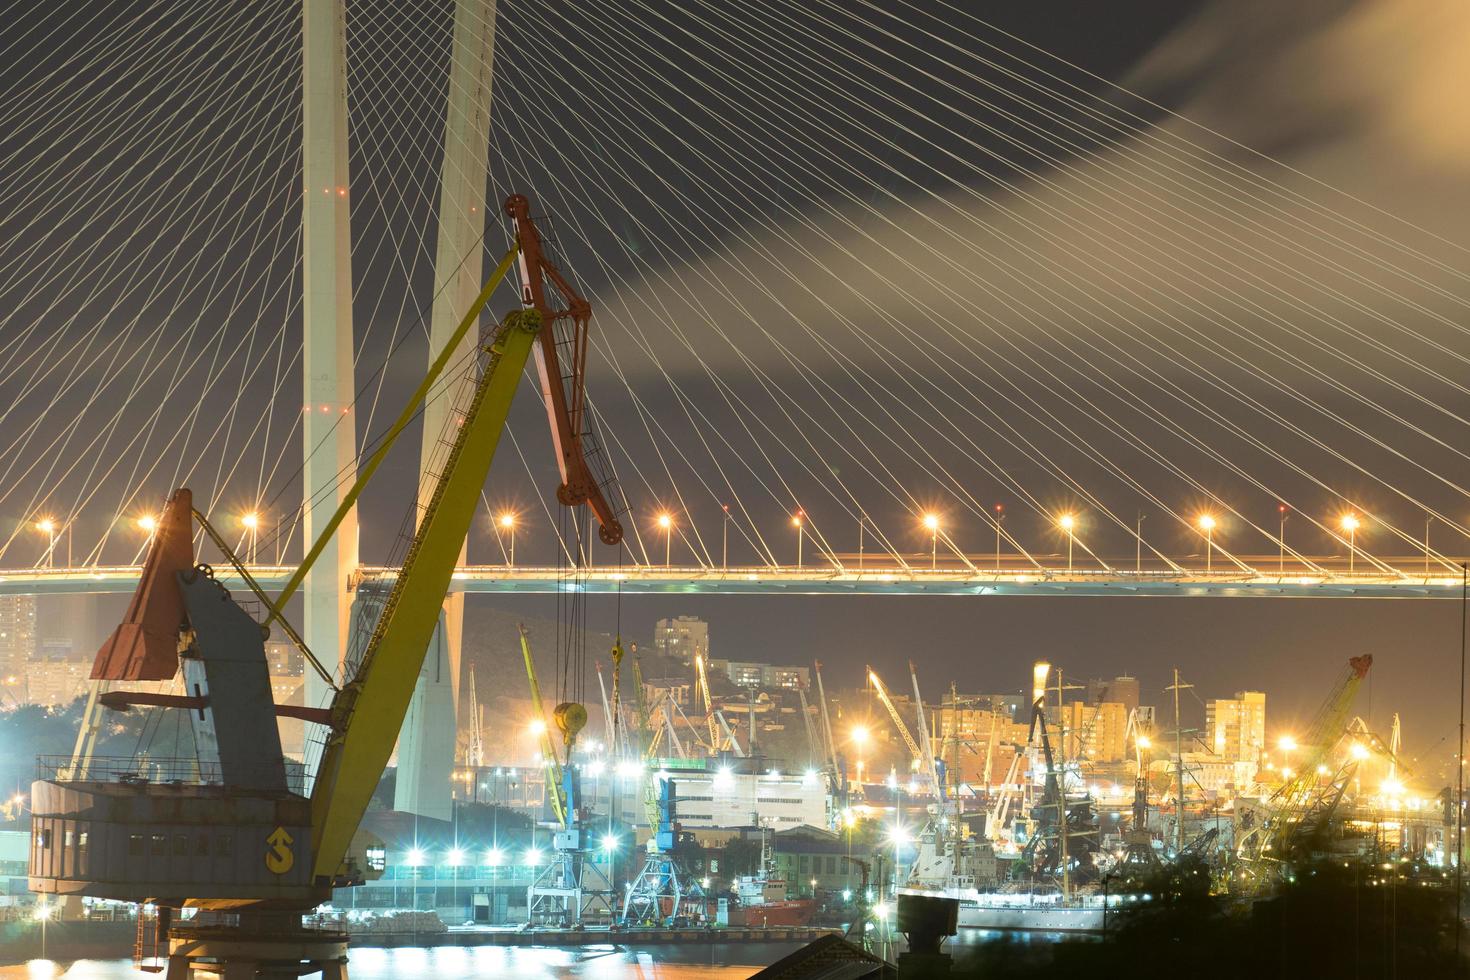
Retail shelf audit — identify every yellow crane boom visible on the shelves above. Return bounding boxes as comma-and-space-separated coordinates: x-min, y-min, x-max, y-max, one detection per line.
868, 666, 923, 764
694, 654, 717, 753
520, 626, 568, 828
309, 307, 542, 879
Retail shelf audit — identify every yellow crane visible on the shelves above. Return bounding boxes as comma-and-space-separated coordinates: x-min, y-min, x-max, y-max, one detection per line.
694, 653, 718, 753
868, 666, 924, 768
520, 626, 580, 828
28, 193, 624, 977
305, 196, 623, 880
1235, 654, 1373, 895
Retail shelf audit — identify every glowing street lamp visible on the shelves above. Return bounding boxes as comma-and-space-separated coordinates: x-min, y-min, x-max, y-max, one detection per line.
657, 512, 674, 566
1277, 504, 1289, 574
136, 515, 157, 536
1197, 515, 1217, 574
241, 512, 260, 564
34, 518, 56, 569
497, 512, 517, 566
1057, 514, 1076, 572
993, 503, 1004, 571
1340, 514, 1360, 572
922, 513, 940, 570
791, 510, 805, 567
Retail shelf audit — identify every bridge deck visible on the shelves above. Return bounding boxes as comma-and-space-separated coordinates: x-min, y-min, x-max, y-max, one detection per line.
0, 559, 1462, 598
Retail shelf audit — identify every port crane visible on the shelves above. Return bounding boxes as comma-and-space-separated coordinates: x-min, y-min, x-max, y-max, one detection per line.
867, 667, 930, 789
28, 195, 624, 978
694, 654, 719, 754
520, 626, 614, 925
1234, 655, 1373, 895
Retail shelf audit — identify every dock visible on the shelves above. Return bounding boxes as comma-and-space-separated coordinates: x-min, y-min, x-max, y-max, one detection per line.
351, 925, 842, 948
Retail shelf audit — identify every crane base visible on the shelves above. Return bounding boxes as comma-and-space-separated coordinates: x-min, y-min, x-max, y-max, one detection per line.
164, 914, 349, 980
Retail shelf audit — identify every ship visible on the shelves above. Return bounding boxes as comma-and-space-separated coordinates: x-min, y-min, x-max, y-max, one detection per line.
902, 876, 1107, 933
899, 811, 1108, 934
724, 832, 816, 927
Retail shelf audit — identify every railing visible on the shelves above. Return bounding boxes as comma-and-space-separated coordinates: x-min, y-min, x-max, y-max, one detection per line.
36, 754, 307, 791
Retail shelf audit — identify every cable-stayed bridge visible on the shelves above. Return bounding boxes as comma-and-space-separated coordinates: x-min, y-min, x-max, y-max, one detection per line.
3, 0, 1468, 817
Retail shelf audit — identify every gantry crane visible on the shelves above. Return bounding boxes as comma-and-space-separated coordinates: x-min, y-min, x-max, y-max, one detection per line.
520, 626, 613, 925
28, 194, 624, 978
620, 657, 699, 925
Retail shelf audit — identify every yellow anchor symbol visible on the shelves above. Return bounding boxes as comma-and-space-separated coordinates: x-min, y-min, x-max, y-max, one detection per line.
265, 826, 294, 875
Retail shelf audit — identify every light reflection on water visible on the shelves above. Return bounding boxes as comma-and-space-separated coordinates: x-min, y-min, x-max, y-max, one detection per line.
1, 931, 1086, 978
2, 944, 796, 979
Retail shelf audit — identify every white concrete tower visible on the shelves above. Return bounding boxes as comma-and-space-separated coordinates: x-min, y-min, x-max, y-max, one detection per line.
301, 0, 359, 717
394, 0, 500, 820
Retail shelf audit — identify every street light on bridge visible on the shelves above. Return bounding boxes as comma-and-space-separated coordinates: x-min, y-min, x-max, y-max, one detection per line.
1197, 514, 1217, 574
657, 512, 674, 566
34, 518, 56, 569
922, 513, 940, 569
498, 512, 517, 566
241, 512, 260, 564
136, 515, 157, 536
791, 510, 804, 567
1339, 513, 1361, 572
1057, 513, 1076, 572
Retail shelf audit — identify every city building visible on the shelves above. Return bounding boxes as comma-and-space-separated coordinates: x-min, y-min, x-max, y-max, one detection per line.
654, 615, 709, 665
934, 697, 1031, 787
975, 693, 1026, 722
711, 660, 809, 690
20, 656, 90, 709
668, 763, 828, 830
0, 594, 36, 681
1057, 700, 1129, 764
1086, 675, 1140, 714
1205, 691, 1267, 765
643, 677, 693, 706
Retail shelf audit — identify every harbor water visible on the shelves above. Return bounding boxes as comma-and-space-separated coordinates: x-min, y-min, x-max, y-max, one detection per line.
2, 943, 801, 979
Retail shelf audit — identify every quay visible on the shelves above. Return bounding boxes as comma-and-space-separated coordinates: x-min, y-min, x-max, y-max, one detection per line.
358, 925, 843, 948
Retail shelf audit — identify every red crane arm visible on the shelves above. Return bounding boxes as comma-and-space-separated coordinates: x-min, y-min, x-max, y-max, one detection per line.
505, 194, 623, 546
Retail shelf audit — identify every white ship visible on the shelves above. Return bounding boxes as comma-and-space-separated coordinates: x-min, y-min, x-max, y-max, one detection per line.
901, 878, 1108, 933
900, 825, 1112, 933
